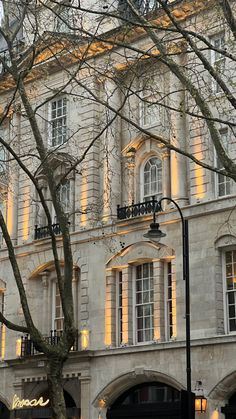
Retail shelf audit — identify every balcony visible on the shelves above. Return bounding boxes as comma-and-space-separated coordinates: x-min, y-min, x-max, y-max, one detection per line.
34, 222, 70, 240
117, 198, 158, 220
20, 330, 79, 357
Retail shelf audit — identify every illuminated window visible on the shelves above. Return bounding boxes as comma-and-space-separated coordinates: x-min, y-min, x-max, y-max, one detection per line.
224, 250, 236, 332
49, 97, 67, 147
216, 130, 231, 197
142, 157, 162, 201
211, 33, 225, 94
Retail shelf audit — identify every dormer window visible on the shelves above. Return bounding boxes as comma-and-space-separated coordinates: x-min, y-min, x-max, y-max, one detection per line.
118, 0, 159, 19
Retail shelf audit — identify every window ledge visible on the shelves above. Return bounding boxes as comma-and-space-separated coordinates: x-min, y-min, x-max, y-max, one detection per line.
95, 334, 236, 357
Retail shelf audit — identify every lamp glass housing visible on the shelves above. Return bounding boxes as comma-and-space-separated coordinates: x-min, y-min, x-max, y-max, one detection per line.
195, 396, 207, 413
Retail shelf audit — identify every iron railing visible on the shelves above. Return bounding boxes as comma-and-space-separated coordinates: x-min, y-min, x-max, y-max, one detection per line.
20, 329, 79, 357
117, 198, 159, 220
34, 222, 70, 240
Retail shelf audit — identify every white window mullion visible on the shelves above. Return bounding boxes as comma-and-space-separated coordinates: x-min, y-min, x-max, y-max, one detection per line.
224, 250, 236, 333
135, 263, 154, 343
49, 97, 67, 147
142, 157, 162, 202
215, 130, 231, 197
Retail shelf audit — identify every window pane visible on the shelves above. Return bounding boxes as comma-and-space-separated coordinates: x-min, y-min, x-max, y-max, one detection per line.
135, 263, 154, 343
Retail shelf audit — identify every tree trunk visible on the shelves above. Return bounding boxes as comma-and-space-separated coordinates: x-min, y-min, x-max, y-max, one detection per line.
47, 355, 67, 419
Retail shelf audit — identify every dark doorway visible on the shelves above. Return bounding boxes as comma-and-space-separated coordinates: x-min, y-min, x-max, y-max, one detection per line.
222, 392, 236, 418
0, 401, 10, 419
107, 382, 181, 419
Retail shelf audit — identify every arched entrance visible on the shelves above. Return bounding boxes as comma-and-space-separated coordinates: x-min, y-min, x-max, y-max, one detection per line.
222, 392, 236, 418
0, 401, 10, 419
107, 382, 181, 419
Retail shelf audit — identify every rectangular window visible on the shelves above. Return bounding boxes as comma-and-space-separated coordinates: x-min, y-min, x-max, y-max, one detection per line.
216, 130, 231, 197
58, 179, 71, 214
53, 283, 64, 331
225, 250, 236, 332
55, 6, 73, 33
140, 78, 159, 127
0, 146, 6, 173
0, 292, 5, 360
117, 271, 123, 345
166, 261, 176, 340
135, 263, 154, 343
211, 33, 225, 94
49, 98, 67, 147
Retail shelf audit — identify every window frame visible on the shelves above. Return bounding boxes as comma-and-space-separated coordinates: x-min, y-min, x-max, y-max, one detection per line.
141, 156, 163, 202
210, 33, 225, 95
223, 249, 236, 334
133, 262, 154, 344
58, 179, 71, 215
0, 145, 6, 173
116, 270, 123, 346
140, 77, 160, 128
0, 291, 5, 360
54, 4, 74, 33
215, 130, 231, 198
51, 281, 64, 332
48, 96, 68, 147
164, 261, 176, 341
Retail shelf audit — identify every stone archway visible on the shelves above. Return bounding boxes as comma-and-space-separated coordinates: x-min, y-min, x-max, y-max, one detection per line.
93, 369, 184, 408
107, 382, 181, 419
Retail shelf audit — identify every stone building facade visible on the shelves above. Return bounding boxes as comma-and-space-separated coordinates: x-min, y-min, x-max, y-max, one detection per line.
0, 0, 235, 418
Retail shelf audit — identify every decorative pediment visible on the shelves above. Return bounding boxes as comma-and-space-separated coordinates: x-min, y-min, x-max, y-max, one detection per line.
35, 152, 76, 180
106, 241, 174, 269
214, 234, 236, 249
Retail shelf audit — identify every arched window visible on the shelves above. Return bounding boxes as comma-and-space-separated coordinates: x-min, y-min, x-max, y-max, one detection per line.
143, 157, 162, 202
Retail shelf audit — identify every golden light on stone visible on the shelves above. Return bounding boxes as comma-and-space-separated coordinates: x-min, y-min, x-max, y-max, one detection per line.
98, 399, 106, 409
80, 328, 89, 350
15, 337, 22, 357
1, 324, 5, 360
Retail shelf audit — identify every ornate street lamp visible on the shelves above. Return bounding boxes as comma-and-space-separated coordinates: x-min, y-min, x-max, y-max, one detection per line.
144, 197, 193, 419
195, 381, 207, 413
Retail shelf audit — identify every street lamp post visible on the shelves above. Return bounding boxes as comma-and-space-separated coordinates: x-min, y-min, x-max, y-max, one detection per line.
144, 197, 192, 419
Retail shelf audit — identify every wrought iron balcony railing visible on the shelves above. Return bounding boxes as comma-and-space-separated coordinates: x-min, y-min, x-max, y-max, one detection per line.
117, 198, 158, 220
34, 222, 70, 240
20, 329, 79, 357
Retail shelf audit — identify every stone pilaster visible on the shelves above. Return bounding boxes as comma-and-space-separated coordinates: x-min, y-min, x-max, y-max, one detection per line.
103, 79, 121, 221
105, 268, 116, 347
153, 260, 165, 341
122, 265, 133, 345
169, 61, 188, 205
80, 374, 91, 419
